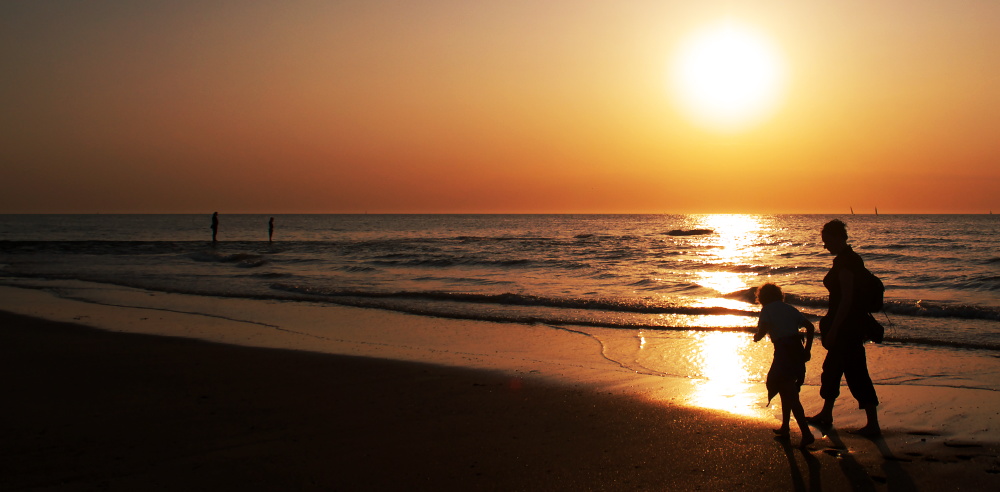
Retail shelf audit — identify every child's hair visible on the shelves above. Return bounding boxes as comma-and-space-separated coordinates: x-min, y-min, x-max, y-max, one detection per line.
756, 283, 784, 305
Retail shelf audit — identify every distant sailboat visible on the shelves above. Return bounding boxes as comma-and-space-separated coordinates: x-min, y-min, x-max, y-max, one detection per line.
875, 206, 879, 216
850, 206, 855, 215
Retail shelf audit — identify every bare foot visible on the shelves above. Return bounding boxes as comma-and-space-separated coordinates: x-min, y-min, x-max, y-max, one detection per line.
850, 425, 882, 438
773, 428, 790, 439
806, 414, 833, 427
799, 431, 815, 448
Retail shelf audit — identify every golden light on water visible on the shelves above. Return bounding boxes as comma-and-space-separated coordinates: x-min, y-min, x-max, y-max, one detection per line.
692, 271, 746, 296
697, 214, 765, 264
688, 214, 765, 299
688, 331, 761, 416
697, 298, 753, 311
685, 314, 752, 329
680, 215, 767, 415
692, 298, 758, 329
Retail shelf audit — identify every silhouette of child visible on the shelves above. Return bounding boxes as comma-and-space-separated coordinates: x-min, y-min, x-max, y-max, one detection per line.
754, 283, 816, 448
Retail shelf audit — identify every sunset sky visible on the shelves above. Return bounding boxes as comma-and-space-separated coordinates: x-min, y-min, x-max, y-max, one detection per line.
2, 1, 998, 214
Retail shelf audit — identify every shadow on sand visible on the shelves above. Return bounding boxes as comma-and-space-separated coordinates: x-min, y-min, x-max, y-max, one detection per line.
776, 437, 821, 491
780, 424, 918, 491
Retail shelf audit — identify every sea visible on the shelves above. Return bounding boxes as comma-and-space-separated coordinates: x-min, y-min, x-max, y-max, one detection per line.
1, 214, 998, 350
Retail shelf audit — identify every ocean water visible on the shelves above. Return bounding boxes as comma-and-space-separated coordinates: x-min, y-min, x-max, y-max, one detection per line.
2, 214, 997, 355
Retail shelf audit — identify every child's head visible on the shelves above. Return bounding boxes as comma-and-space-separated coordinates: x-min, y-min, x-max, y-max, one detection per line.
756, 283, 784, 305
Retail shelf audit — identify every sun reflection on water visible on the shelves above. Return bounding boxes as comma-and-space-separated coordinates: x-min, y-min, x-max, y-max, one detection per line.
683, 215, 766, 330
688, 214, 766, 294
685, 314, 752, 329
688, 331, 761, 416
692, 271, 746, 295
695, 214, 766, 265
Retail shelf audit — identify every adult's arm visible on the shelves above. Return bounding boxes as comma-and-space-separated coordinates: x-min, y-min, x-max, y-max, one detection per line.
824, 268, 854, 347
800, 316, 815, 360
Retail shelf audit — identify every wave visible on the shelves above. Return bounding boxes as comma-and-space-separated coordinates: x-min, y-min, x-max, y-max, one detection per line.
722, 264, 816, 275
268, 284, 758, 317
878, 335, 1000, 352
663, 229, 714, 236
627, 279, 657, 287
0, 240, 187, 256
958, 275, 1000, 291
188, 251, 269, 268
256, 286, 1000, 350
368, 255, 589, 270
865, 243, 911, 250
247, 272, 292, 279
4, 271, 998, 351
722, 288, 1000, 322
721, 288, 829, 310
890, 300, 1000, 321
3, 223, 999, 354
411, 276, 515, 286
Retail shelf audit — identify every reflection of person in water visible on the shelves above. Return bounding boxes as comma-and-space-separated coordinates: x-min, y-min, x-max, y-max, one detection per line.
754, 283, 815, 448
809, 219, 881, 437
210, 212, 219, 244
268, 217, 274, 243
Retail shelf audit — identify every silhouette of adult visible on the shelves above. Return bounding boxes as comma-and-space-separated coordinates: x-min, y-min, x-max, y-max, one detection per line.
809, 219, 881, 437
211, 212, 219, 244
268, 217, 274, 243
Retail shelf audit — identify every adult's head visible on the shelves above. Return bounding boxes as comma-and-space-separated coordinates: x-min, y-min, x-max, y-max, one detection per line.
821, 219, 848, 255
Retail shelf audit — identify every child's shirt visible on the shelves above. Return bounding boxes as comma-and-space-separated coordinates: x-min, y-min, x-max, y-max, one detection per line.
758, 301, 808, 342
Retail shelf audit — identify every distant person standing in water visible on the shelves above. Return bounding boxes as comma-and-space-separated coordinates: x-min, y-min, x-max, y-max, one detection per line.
268, 217, 274, 243
809, 219, 881, 437
210, 212, 219, 244
754, 283, 815, 448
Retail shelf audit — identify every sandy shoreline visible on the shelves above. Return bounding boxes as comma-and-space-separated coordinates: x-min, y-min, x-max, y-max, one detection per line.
0, 311, 792, 490
2, 281, 999, 490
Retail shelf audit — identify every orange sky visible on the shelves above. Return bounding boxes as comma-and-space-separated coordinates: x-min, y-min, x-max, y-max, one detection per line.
2, 1, 998, 214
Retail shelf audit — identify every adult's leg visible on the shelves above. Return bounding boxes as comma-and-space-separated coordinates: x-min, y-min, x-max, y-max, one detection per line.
842, 343, 881, 436
809, 350, 844, 424
842, 344, 879, 408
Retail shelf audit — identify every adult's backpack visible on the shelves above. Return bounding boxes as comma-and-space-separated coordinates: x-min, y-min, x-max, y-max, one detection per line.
856, 268, 886, 343
857, 268, 885, 313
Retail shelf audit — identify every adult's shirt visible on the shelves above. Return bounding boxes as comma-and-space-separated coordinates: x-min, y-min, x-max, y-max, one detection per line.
822, 244, 868, 343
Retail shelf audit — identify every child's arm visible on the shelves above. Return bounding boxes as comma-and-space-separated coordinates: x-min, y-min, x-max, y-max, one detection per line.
800, 316, 815, 361
754, 318, 768, 343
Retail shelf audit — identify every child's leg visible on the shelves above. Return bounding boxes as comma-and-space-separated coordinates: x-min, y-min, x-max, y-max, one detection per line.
783, 388, 815, 447
773, 391, 791, 436
780, 393, 792, 430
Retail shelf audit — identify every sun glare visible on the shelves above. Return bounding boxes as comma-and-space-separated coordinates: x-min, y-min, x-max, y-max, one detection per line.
689, 331, 761, 416
670, 20, 786, 132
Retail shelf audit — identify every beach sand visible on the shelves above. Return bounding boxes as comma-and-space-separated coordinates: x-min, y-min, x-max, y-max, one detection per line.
2, 281, 999, 490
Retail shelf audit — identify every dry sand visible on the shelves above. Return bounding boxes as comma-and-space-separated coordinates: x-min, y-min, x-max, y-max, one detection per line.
2, 281, 999, 490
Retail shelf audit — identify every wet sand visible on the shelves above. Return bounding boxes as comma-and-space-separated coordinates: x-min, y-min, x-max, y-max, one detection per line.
2, 279, 1000, 490
3, 310, 999, 491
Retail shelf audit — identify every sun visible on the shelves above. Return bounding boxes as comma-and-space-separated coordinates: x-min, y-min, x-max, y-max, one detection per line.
670, 20, 786, 132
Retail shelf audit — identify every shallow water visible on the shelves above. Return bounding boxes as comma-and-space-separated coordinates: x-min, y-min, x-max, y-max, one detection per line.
1, 214, 998, 351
